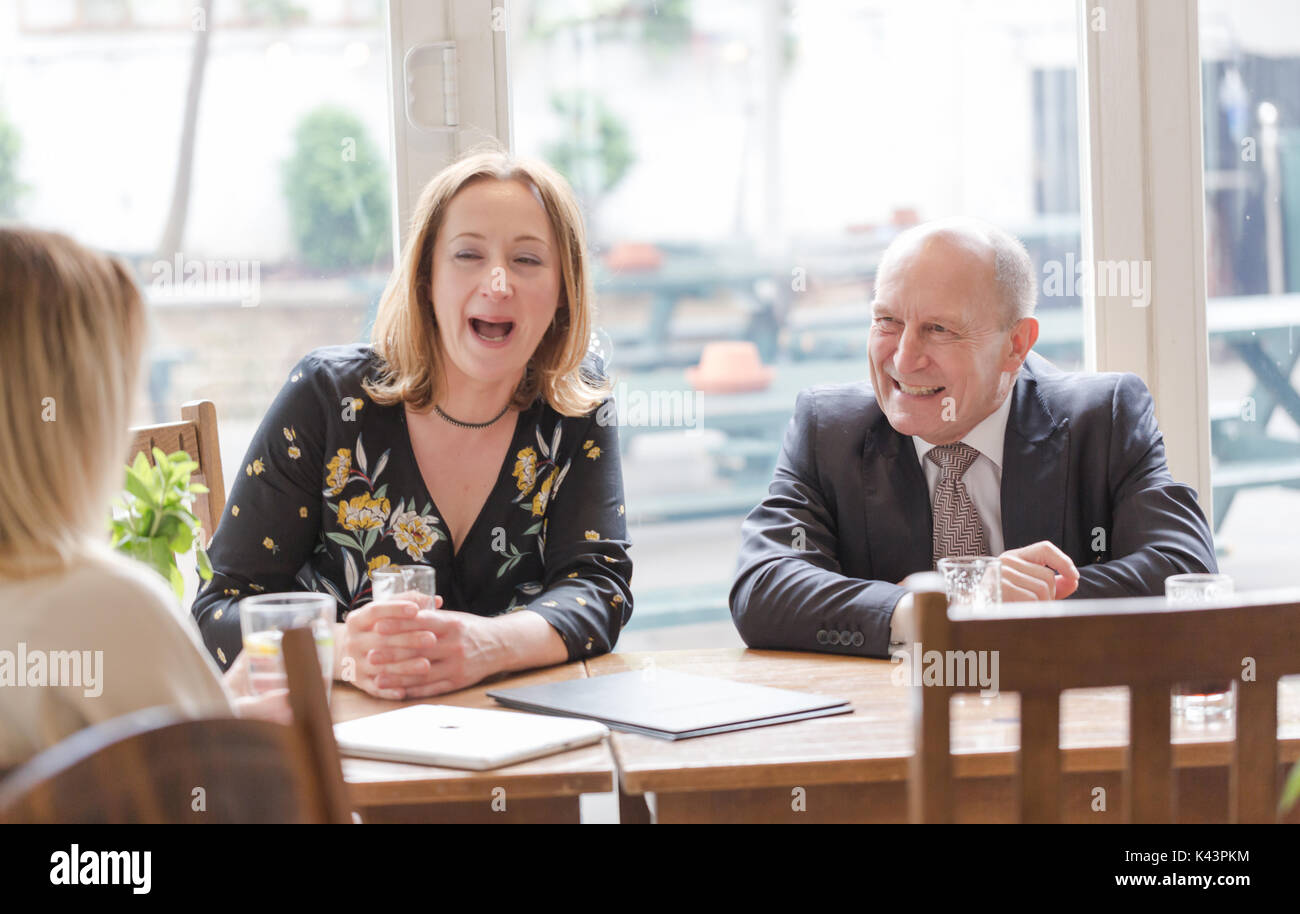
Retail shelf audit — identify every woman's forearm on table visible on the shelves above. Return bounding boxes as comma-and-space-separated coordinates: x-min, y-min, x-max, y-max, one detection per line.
489, 609, 569, 673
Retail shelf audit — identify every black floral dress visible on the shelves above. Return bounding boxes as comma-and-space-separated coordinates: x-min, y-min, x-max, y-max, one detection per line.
191, 344, 633, 671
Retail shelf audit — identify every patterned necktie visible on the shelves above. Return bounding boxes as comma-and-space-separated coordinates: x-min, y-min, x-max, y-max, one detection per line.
926, 442, 990, 565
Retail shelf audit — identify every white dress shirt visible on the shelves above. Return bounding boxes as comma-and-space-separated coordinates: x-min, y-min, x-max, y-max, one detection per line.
889, 390, 1015, 644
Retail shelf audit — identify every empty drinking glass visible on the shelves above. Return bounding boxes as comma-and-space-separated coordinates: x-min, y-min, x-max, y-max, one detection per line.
937, 556, 1002, 615
1165, 573, 1235, 723
370, 564, 436, 610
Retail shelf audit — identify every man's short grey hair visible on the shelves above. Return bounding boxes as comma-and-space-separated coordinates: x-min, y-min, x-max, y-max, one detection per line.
875, 217, 1037, 325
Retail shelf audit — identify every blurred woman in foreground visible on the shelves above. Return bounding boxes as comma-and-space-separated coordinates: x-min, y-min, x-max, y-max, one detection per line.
0, 227, 280, 770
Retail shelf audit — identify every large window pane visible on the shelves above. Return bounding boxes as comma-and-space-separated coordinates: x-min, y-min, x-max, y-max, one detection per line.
1200, 0, 1300, 587
507, 0, 1084, 642
0, 0, 393, 507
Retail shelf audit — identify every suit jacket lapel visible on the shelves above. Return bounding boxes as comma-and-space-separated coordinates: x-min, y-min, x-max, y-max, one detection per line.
1000, 362, 1069, 550
862, 412, 933, 577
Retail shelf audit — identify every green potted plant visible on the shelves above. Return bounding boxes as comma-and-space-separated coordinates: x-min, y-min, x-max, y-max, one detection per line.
109, 448, 213, 600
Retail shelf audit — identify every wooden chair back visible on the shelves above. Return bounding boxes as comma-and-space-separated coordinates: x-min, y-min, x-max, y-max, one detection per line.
906, 574, 1300, 823
127, 399, 226, 546
0, 628, 352, 824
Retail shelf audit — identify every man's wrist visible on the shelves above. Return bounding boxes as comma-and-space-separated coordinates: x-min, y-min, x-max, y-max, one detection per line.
889, 591, 914, 645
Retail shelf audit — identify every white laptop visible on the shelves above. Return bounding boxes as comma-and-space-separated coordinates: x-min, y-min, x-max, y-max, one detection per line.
332, 704, 609, 771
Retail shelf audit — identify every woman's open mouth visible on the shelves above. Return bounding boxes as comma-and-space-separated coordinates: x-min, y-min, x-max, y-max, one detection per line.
469, 317, 515, 345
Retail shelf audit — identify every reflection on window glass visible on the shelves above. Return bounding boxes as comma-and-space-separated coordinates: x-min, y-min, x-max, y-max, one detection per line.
0, 1, 392, 498
508, 0, 1083, 638
1201, 0, 1300, 587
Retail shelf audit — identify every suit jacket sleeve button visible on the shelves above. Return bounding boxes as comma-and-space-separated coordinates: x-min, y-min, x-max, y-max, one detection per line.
827, 630, 840, 645
852, 632, 864, 647
816, 629, 829, 644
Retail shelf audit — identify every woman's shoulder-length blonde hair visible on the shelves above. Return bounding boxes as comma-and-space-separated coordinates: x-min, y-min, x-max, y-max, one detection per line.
0, 226, 147, 579
363, 149, 609, 417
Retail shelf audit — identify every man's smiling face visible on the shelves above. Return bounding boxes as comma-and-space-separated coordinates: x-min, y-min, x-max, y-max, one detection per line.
868, 229, 1034, 444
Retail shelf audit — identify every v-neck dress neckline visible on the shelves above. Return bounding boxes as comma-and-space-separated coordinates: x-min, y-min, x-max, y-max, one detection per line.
397, 404, 531, 562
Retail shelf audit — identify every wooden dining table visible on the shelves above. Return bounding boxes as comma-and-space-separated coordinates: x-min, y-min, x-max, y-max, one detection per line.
327, 647, 1300, 824
587, 648, 1300, 824
331, 659, 614, 824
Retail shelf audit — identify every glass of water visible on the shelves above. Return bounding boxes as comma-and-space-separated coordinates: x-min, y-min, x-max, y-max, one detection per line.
937, 556, 1002, 615
239, 592, 336, 700
1165, 573, 1235, 722
370, 564, 436, 610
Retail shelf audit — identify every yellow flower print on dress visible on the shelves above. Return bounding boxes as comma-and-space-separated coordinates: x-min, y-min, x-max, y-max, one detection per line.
231, 505, 240, 517
283, 427, 296, 442
530, 472, 554, 517
337, 493, 390, 531
584, 530, 600, 541
249, 583, 264, 592
513, 447, 538, 493
262, 537, 279, 553
367, 555, 392, 574
586, 447, 601, 459
299, 506, 309, 518
324, 448, 352, 495
245, 458, 265, 476
390, 509, 439, 561
288, 446, 301, 459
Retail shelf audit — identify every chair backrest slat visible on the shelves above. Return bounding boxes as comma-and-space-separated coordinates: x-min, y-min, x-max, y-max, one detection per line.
1018, 690, 1061, 823
1232, 672, 1279, 823
1126, 685, 1173, 822
127, 399, 226, 546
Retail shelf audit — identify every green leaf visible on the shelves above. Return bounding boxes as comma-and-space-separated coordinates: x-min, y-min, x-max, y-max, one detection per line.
196, 545, 213, 581
168, 522, 194, 555
363, 527, 379, 554
326, 531, 362, 551
1281, 761, 1300, 813
523, 521, 543, 536
123, 469, 154, 505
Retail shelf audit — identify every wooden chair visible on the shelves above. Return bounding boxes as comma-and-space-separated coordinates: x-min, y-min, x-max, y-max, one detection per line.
906, 573, 1300, 823
0, 628, 352, 824
127, 399, 226, 546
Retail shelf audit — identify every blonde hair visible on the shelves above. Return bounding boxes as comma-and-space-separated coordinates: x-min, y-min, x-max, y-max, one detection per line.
0, 227, 147, 578
363, 149, 608, 416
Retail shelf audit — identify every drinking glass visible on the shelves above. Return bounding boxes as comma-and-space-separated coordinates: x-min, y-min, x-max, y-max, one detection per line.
371, 564, 436, 610
239, 592, 336, 700
937, 556, 1002, 615
1165, 573, 1235, 722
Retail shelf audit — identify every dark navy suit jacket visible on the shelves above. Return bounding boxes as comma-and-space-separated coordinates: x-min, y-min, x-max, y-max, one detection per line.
729, 353, 1218, 658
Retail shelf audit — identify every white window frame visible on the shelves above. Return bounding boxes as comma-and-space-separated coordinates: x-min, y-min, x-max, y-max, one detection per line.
1079, 0, 1214, 518
385, 0, 510, 252
388, 0, 1216, 517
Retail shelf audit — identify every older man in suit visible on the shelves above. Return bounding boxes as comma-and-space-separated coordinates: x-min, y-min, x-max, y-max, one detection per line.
730, 217, 1217, 657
